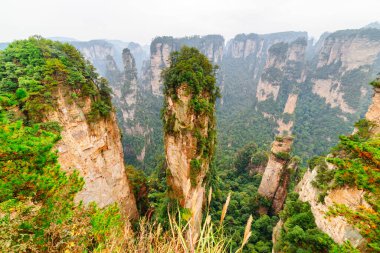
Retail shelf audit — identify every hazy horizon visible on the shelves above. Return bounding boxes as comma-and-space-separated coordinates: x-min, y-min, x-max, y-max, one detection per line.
1, 0, 380, 45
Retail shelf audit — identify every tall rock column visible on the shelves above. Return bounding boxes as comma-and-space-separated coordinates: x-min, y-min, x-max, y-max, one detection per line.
161, 47, 219, 244
257, 136, 296, 214
48, 87, 138, 219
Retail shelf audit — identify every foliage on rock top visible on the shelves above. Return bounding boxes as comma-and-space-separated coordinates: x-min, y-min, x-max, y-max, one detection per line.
0, 36, 113, 123
161, 47, 219, 188
162, 46, 220, 113
370, 75, 380, 88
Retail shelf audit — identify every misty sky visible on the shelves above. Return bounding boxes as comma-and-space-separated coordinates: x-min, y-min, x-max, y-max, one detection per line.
1, 0, 380, 45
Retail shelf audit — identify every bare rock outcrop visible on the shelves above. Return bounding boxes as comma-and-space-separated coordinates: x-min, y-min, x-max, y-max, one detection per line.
288, 86, 380, 250
104, 48, 148, 163
256, 39, 307, 102
110, 48, 138, 122
311, 29, 380, 114
47, 86, 138, 218
226, 32, 307, 59
365, 87, 380, 133
164, 85, 214, 242
143, 35, 224, 95
295, 165, 367, 248
162, 48, 218, 245
71, 40, 117, 77
258, 136, 296, 214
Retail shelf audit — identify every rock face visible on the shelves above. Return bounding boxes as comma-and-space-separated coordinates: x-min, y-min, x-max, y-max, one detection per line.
289, 87, 380, 249
163, 84, 215, 243
112, 35, 225, 168
295, 166, 368, 248
272, 220, 283, 253
71, 40, 149, 77
71, 40, 117, 76
111, 48, 138, 122
255, 38, 306, 137
226, 32, 307, 60
256, 39, 306, 103
46, 86, 138, 218
365, 87, 380, 133
148, 38, 172, 95
143, 35, 225, 95
310, 29, 380, 114
258, 136, 296, 214
161, 47, 218, 243
255, 39, 306, 214
75, 42, 150, 165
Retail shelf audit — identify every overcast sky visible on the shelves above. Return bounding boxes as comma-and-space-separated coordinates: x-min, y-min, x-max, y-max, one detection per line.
1, 0, 379, 45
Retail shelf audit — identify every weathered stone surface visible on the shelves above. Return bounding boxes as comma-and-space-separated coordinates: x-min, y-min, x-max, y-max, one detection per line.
293, 86, 380, 249
283, 93, 298, 114
47, 86, 138, 218
150, 43, 172, 95
143, 36, 224, 96
296, 166, 367, 248
258, 136, 294, 214
164, 85, 212, 243
272, 220, 283, 253
256, 39, 306, 102
366, 87, 380, 134
311, 33, 380, 114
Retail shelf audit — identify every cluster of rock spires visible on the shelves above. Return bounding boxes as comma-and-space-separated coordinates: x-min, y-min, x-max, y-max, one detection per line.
270, 87, 380, 252
40, 26, 380, 250
67, 28, 380, 173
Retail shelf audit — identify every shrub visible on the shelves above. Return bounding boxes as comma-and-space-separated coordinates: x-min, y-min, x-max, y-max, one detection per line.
190, 159, 202, 186
369, 76, 380, 88
274, 151, 291, 161
0, 36, 113, 123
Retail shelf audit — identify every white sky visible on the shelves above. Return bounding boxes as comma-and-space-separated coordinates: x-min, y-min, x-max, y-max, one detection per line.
1, 0, 380, 45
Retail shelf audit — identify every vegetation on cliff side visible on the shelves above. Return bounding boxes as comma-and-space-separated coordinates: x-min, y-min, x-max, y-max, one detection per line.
275, 193, 358, 253
0, 39, 248, 253
0, 36, 113, 123
161, 46, 220, 187
3, 36, 379, 252
0, 38, 125, 252
282, 118, 380, 252
325, 118, 380, 251
162, 46, 220, 115
0, 111, 127, 252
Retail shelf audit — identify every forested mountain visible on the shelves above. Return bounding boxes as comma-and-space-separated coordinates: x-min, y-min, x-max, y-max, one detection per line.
1, 24, 380, 252
59, 26, 380, 252
72, 28, 380, 171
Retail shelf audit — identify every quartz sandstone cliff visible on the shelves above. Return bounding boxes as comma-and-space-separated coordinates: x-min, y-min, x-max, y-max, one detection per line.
310, 30, 380, 114
258, 136, 296, 214
256, 39, 306, 103
143, 35, 224, 95
163, 84, 215, 243
365, 87, 380, 133
46, 86, 138, 218
272, 87, 380, 251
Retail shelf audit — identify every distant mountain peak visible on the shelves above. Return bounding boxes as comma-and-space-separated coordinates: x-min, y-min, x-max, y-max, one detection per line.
362, 21, 380, 29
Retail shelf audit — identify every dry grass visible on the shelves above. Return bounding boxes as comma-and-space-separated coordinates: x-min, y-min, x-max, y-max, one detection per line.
94, 190, 252, 253
2, 191, 252, 253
